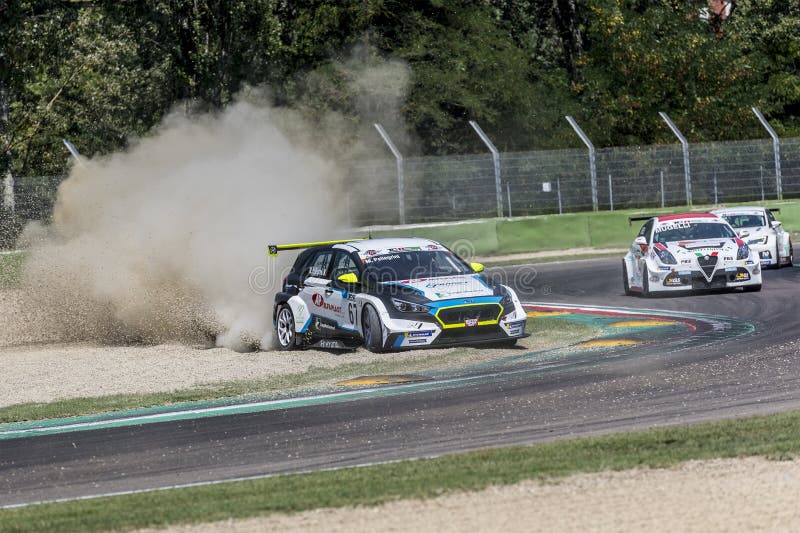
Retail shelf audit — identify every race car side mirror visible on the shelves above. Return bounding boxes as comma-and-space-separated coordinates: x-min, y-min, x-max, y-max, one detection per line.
337, 272, 359, 285
771, 220, 782, 229
634, 236, 648, 253
470, 262, 485, 273
739, 230, 750, 238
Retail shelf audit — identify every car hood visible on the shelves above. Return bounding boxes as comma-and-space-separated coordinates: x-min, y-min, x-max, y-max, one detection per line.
379, 274, 495, 302
658, 238, 742, 261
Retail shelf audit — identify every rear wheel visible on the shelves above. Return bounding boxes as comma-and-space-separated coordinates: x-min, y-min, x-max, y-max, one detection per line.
622, 260, 633, 296
275, 305, 297, 350
362, 304, 385, 353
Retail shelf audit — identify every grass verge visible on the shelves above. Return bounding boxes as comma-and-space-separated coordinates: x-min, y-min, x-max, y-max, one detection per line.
2, 410, 799, 532
0, 319, 599, 424
0, 252, 24, 288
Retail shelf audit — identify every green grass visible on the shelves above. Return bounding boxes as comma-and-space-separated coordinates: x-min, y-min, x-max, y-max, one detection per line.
0, 319, 598, 424
373, 200, 800, 257
0, 252, 24, 287
2, 410, 799, 532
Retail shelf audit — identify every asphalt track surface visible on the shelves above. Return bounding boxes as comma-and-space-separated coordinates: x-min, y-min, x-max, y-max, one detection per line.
3, 259, 800, 506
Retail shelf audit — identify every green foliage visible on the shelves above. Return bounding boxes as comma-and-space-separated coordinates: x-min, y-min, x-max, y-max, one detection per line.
1, 0, 800, 175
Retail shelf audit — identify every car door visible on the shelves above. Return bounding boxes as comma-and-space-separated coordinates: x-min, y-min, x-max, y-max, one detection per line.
330, 251, 362, 333
765, 209, 787, 260
632, 219, 654, 286
299, 249, 346, 335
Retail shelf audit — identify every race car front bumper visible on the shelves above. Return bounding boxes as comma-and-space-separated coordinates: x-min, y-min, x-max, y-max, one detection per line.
645, 261, 762, 291
381, 301, 528, 349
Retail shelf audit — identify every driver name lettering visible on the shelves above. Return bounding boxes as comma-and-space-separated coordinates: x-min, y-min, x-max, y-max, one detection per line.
655, 221, 691, 232
363, 254, 401, 264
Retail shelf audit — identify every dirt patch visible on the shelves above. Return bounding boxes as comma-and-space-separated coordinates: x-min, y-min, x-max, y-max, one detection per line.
148, 456, 800, 532
0, 290, 598, 408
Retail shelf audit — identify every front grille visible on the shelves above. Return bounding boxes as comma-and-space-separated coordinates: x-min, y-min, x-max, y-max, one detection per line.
691, 272, 728, 290
696, 254, 718, 280
437, 304, 502, 326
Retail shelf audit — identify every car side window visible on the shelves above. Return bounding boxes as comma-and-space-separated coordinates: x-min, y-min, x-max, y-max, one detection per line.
766, 210, 776, 225
331, 252, 359, 280
638, 220, 654, 243
305, 251, 333, 279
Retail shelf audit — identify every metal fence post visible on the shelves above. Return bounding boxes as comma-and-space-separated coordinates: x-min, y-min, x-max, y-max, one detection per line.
760, 165, 765, 201
608, 174, 614, 211
374, 123, 406, 224
469, 120, 503, 218
660, 112, 692, 207
1, 82, 14, 214
752, 107, 783, 200
660, 171, 665, 208
565, 116, 598, 211
557, 178, 563, 214
506, 182, 512, 218
713, 172, 718, 205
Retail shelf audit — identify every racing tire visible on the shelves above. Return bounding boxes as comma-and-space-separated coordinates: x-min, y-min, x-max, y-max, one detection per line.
622, 260, 633, 296
641, 271, 651, 298
274, 305, 298, 351
362, 304, 385, 353
744, 283, 762, 292
782, 240, 794, 268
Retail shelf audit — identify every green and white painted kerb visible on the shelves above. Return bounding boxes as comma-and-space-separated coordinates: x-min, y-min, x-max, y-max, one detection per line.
0, 303, 754, 441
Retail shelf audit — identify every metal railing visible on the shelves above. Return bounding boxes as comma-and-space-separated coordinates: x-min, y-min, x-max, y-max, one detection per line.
3, 132, 800, 236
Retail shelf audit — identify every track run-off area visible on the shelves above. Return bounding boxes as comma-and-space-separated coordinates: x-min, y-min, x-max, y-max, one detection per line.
2, 258, 800, 507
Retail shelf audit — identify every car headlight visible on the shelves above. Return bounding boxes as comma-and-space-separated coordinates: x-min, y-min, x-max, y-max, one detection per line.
654, 247, 677, 265
391, 297, 431, 313
737, 243, 750, 260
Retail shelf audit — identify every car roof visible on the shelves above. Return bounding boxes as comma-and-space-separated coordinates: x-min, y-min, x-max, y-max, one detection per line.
711, 207, 768, 216
334, 237, 442, 253
655, 213, 720, 222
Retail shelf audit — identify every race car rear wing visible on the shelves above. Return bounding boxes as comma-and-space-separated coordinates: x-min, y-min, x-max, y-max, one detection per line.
769, 208, 780, 213
268, 238, 366, 257
628, 215, 656, 225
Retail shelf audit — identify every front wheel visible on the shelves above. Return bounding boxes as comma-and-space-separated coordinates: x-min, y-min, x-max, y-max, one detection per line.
641, 270, 651, 298
744, 283, 762, 292
275, 305, 298, 350
362, 304, 385, 353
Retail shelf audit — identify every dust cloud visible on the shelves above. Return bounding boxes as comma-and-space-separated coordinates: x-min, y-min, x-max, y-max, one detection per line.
5, 50, 412, 351
15, 95, 346, 351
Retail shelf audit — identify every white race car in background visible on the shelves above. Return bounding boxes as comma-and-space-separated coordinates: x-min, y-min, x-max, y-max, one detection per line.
711, 206, 793, 268
623, 213, 762, 296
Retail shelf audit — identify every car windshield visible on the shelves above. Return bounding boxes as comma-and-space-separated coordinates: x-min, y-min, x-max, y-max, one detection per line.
363, 251, 472, 282
722, 214, 766, 229
653, 221, 736, 243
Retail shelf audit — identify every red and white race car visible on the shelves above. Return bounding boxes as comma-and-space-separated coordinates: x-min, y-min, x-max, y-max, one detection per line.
623, 213, 762, 296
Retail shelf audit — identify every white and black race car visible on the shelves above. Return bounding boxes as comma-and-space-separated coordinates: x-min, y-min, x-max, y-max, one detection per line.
270, 237, 527, 352
623, 213, 763, 296
711, 206, 793, 268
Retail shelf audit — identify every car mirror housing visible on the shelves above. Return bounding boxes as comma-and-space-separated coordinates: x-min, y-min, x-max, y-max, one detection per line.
470, 262, 485, 273
739, 230, 750, 238
771, 220, 782, 229
337, 272, 359, 285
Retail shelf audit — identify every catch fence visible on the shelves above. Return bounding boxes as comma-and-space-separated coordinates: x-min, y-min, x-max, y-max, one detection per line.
350, 136, 800, 226
3, 137, 800, 240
